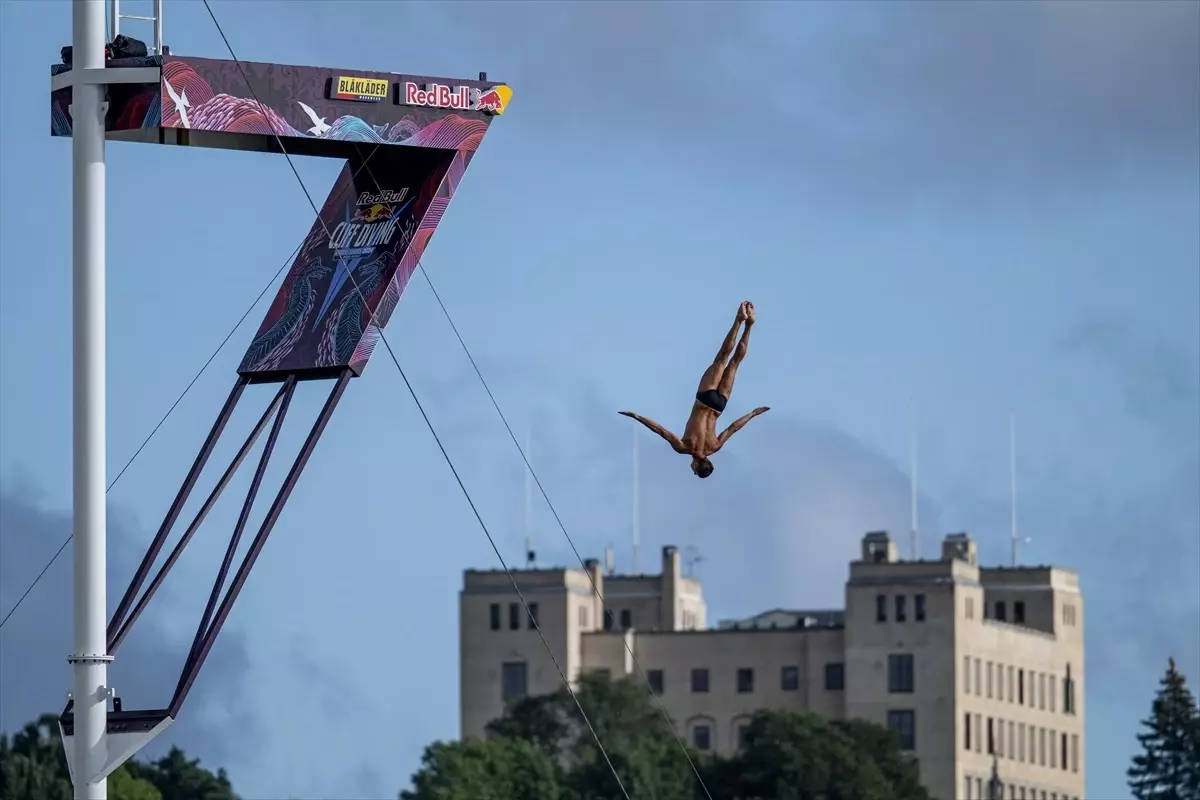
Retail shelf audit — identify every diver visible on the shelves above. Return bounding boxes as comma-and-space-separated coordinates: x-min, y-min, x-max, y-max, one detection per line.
620, 301, 769, 479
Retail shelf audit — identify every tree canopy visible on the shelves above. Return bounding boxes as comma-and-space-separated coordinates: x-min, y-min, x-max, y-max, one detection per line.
0, 714, 236, 800
404, 672, 932, 800
1128, 658, 1200, 800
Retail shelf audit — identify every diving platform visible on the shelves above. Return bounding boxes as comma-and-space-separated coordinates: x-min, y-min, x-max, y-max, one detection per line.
51, 52, 509, 159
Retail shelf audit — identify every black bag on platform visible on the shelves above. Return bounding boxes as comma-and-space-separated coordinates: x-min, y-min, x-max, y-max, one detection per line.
109, 34, 148, 59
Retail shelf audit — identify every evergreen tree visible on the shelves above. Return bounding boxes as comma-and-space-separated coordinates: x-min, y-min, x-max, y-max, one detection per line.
1128, 658, 1200, 800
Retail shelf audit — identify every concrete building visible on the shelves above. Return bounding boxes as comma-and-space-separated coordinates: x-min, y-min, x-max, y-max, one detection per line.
459, 531, 1085, 800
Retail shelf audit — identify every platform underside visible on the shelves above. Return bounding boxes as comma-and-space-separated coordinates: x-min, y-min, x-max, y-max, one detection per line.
51, 54, 505, 159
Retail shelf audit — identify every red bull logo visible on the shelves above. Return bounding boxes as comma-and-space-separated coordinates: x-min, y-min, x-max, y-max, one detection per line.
352, 203, 393, 223
400, 81, 512, 116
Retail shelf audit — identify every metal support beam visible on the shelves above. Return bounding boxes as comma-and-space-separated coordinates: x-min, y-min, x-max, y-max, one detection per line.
108, 380, 293, 654
184, 376, 297, 670
170, 370, 351, 715
107, 377, 247, 642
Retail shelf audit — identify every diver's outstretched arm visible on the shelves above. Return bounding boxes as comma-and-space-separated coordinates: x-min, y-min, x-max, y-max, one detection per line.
619, 411, 687, 454
716, 406, 770, 449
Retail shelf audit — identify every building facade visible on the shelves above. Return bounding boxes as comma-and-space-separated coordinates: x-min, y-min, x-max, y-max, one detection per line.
459, 532, 1085, 800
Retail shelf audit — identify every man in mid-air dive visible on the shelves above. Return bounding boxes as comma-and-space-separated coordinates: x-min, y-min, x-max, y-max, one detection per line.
620, 301, 769, 479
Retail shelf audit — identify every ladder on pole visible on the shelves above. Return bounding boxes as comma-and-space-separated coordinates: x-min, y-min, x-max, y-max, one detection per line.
109, 0, 163, 55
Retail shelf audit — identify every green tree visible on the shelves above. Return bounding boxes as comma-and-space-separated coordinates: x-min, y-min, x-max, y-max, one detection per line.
715, 710, 902, 800
400, 738, 562, 800
834, 718, 931, 799
1128, 658, 1200, 800
0, 713, 237, 800
412, 673, 929, 800
124, 747, 237, 800
0, 714, 161, 800
408, 672, 698, 800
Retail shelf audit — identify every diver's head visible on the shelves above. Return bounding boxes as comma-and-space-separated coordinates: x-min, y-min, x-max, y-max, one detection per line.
691, 456, 714, 479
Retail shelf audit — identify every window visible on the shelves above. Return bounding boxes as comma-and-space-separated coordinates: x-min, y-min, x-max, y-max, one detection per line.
737, 668, 755, 693
965, 776, 973, 799
996, 600, 1007, 621
691, 668, 709, 693
1063, 665, 1076, 715
967, 596, 975, 619
997, 718, 1006, 757
876, 594, 888, 622
964, 713, 972, 750
781, 666, 799, 691
1018, 669, 1025, 704
998, 665, 1005, 701
508, 602, 520, 631
579, 605, 589, 629
896, 594, 907, 622
603, 609, 614, 631
619, 609, 632, 630
646, 669, 664, 695
1038, 673, 1046, 709
1050, 728, 1057, 768
974, 714, 982, 752
976, 778, 984, 799
489, 603, 501, 630
1038, 727, 1047, 765
527, 602, 539, 629
1008, 720, 1015, 759
1017, 723, 1025, 761
1007, 666, 1015, 703
1071, 734, 1079, 772
987, 661, 994, 698
825, 662, 845, 691
987, 717, 995, 754
888, 654, 915, 693
1049, 676, 1056, 712
736, 724, 750, 750
964, 656, 972, 694
887, 709, 916, 750
693, 724, 711, 751
915, 593, 926, 621
975, 658, 982, 696
501, 661, 527, 702
1014, 601, 1026, 624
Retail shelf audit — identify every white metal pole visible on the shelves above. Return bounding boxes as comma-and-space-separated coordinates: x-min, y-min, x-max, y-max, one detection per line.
108, 0, 118, 41
71, 1, 109, 798
153, 0, 163, 54
523, 429, 532, 565
909, 403, 919, 561
632, 426, 639, 574
1009, 412, 1018, 568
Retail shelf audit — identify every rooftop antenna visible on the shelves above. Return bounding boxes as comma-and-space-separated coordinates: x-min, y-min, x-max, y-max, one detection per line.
632, 425, 640, 574
604, 545, 615, 576
523, 428, 535, 568
909, 402, 920, 561
683, 546, 704, 577
1009, 412, 1031, 566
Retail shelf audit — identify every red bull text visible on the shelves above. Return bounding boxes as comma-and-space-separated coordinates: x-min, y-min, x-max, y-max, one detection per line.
404, 82, 472, 111
402, 82, 506, 115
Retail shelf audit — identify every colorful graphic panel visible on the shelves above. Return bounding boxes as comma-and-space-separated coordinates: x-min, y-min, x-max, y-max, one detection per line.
158, 56, 503, 153
238, 147, 455, 381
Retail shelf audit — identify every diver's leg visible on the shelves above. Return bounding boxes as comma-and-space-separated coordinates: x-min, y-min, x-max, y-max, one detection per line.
717, 323, 751, 398
699, 307, 746, 391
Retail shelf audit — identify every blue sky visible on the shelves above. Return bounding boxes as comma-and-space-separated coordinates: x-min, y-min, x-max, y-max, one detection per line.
1, 0, 1197, 797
